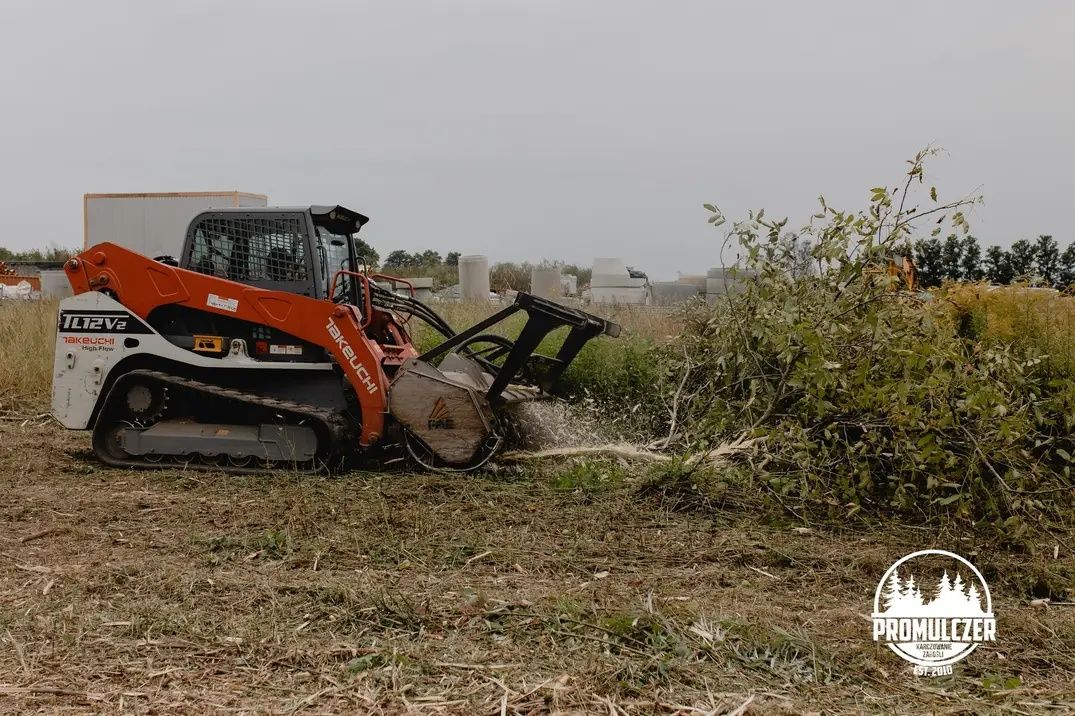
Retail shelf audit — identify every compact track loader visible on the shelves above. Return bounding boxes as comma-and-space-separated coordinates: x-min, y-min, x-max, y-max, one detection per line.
52, 205, 619, 472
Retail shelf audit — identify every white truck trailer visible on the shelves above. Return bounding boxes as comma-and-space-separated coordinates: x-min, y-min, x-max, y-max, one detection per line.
83, 191, 267, 259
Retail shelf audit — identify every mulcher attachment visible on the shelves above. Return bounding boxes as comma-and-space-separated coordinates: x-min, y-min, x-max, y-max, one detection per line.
387, 293, 620, 470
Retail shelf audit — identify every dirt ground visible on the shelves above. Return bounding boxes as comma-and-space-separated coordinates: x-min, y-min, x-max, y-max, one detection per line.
2, 420, 1074, 715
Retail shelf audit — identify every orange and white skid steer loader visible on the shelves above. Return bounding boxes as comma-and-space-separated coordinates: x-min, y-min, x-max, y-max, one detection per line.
52, 205, 618, 472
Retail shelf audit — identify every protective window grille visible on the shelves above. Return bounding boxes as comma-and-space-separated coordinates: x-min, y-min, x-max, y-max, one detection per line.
187, 216, 308, 282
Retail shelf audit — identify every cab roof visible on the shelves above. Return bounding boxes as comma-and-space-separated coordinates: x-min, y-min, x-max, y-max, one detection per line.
204, 205, 370, 234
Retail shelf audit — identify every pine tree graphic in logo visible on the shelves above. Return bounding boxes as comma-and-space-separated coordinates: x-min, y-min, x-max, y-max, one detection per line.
872, 550, 996, 671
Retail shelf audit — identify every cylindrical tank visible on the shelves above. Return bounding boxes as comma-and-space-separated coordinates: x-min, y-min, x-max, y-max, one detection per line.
530, 267, 561, 299
39, 270, 73, 299
458, 255, 490, 301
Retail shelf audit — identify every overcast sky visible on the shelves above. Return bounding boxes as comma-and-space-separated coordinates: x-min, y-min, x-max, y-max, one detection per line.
2, 1, 1073, 279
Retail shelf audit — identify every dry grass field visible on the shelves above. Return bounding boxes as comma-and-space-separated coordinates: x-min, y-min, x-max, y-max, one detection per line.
0, 300, 57, 414
2, 300, 1075, 714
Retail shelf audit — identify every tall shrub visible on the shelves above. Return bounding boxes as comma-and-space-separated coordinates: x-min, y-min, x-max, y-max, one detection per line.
667, 150, 1073, 533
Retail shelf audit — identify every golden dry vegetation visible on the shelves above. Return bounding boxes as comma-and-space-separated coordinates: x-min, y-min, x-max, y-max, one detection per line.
943, 283, 1075, 377
0, 299, 58, 414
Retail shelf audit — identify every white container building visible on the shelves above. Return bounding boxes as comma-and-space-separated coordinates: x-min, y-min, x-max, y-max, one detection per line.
84, 191, 267, 259
589, 256, 648, 305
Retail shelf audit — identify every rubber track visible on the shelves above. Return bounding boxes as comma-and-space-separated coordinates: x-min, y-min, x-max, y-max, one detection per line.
93, 369, 353, 474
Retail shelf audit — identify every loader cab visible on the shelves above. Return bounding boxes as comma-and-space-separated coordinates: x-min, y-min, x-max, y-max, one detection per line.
310, 205, 372, 305
180, 205, 370, 301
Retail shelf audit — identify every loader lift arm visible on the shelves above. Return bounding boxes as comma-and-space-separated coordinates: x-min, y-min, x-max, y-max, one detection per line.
61, 243, 391, 447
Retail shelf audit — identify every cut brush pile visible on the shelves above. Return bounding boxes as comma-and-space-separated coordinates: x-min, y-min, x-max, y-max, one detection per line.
643, 150, 1075, 539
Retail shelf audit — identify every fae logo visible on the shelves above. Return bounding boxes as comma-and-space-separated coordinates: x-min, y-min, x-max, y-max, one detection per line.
872, 549, 996, 676
427, 397, 455, 429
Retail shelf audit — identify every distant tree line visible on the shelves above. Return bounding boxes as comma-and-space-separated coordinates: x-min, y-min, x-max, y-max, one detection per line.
0, 246, 75, 263
382, 250, 461, 268
375, 250, 456, 288
913, 234, 1075, 288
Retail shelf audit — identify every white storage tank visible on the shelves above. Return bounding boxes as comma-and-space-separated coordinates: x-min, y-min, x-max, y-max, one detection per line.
84, 191, 267, 258
458, 255, 490, 301
530, 267, 561, 299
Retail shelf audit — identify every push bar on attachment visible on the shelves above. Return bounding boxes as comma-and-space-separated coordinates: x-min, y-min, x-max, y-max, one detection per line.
417, 292, 621, 404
